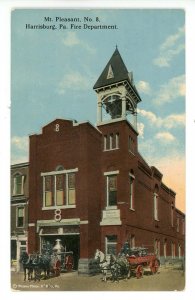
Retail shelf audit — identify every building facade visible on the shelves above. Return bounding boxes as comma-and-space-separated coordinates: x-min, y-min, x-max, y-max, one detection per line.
27, 48, 185, 274
11, 162, 29, 272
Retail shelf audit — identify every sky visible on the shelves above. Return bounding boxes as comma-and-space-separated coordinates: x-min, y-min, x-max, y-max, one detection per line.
11, 9, 185, 212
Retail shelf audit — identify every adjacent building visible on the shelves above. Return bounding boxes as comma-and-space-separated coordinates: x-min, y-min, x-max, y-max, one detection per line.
11, 162, 29, 271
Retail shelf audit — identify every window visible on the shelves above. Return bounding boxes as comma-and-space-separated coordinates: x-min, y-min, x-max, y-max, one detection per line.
42, 169, 77, 208
44, 176, 53, 206
107, 65, 114, 79
107, 175, 117, 206
56, 174, 64, 206
176, 216, 180, 232
171, 204, 174, 227
130, 235, 135, 248
103, 133, 119, 151
178, 244, 182, 258
154, 193, 159, 221
67, 173, 76, 205
171, 242, 176, 258
182, 219, 185, 235
104, 135, 108, 150
164, 239, 167, 258
110, 134, 113, 149
128, 136, 135, 153
13, 174, 24, 195
154, 239, 160, 256
106, 235, 117, 255
129, 173, 135, 210
17, 207, 24, 227
116, 133, 119, 148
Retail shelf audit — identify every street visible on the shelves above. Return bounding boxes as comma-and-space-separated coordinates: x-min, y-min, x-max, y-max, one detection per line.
11, 266, 185, 291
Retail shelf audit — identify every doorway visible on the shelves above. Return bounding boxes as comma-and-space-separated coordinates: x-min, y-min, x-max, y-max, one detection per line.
41, 235, 80, 270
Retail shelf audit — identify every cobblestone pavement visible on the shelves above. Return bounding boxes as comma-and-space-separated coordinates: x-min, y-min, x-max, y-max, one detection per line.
11, 266, 185, 292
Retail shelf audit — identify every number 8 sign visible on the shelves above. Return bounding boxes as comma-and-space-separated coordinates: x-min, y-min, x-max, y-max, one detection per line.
54, 209, 61, 221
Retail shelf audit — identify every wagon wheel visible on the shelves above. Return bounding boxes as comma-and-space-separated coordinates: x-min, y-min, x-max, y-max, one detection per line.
54, 259, 61, 277
150, 259, 160, 275
65, 255, 74, 272
136, 265, 144, 279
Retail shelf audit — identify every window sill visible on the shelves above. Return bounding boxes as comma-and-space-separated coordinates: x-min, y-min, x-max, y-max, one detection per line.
42, 205, 76, 210
103, 148, 119, 152
12, 193, 24, 197
129, 208, 135, 211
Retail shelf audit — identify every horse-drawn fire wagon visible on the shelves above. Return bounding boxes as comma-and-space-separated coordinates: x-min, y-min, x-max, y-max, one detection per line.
59, 251, 74, 273
20, 239, 74, 281
94, 244, 160, 282
127, 247, 160, 279
45, 239, 74, 275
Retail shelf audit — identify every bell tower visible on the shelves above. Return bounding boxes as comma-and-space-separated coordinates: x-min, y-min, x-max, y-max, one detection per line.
93, 47, 142, 130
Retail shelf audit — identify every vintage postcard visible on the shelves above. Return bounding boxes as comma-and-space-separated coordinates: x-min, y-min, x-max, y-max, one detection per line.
9, 7, 186, 293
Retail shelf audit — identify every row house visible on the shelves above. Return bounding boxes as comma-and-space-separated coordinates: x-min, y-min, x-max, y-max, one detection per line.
11, 162, 29, 271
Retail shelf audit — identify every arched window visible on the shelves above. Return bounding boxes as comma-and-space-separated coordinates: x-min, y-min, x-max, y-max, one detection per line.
171, 203, 174, 227
130, 234, 135, 248
154, 239, 160, 256
178, 244, 182, 258
171, 242, 176, 258
154, 185, 159, 221
129, 170, 135, 210
56, 165, 64, 171
164, 239, 167, 258
176, 216, 180, 232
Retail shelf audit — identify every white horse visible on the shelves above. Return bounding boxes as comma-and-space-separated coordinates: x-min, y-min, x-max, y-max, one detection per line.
94, 249, 115, 282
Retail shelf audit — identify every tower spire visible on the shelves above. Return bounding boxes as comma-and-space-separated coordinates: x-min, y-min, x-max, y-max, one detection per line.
94, 48, 141, 129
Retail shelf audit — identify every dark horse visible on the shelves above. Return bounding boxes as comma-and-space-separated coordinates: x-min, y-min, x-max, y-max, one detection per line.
20, 252, 34, 281
110, 254, 131, 282
32, 253, 51, 281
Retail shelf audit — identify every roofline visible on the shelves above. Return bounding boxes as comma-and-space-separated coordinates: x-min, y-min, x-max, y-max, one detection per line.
73, 120, 102, 135
137, 152, 151, 169
175, 207, 185, 216
29, 118, 102, 138
94, 80, 142, 103
138, 152, 178, 197
11, 162, 29, 168
29, 118, 78, 136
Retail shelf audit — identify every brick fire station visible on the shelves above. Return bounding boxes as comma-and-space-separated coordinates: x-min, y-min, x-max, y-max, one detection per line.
27, 48, 185, 274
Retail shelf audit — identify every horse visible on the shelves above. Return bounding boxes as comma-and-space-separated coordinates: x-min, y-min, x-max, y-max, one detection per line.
110, 254, 131, 282
19, 252, 34, 281
94, 249, 115, 282
31, 253, 51, 281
